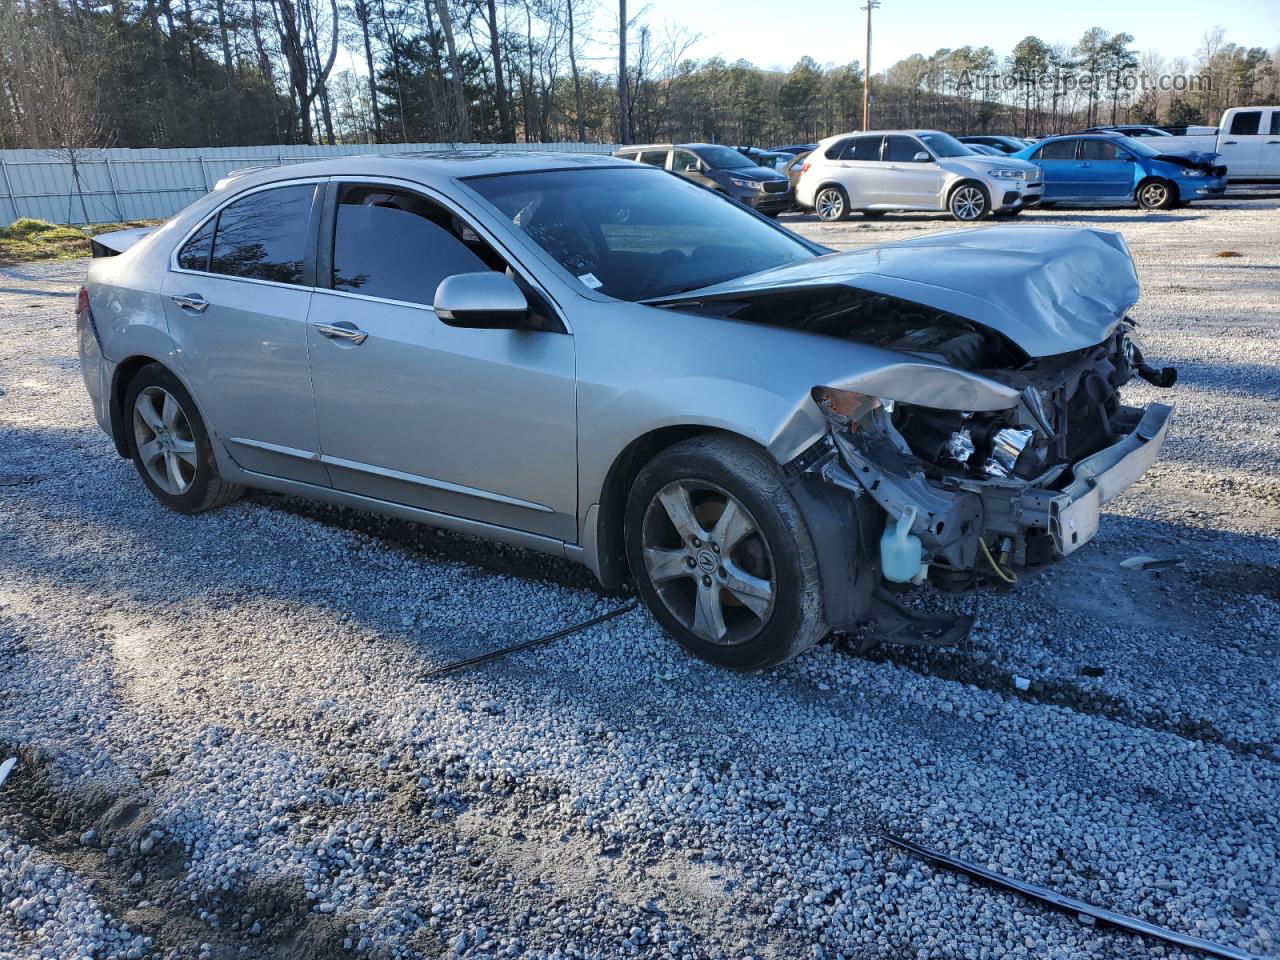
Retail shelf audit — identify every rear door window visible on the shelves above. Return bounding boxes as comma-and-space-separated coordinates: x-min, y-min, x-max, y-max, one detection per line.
843, 136, 884, 161
1269, 111, 1280, 136
330, 186, 494, 306
824, 138, 851, 159
177, 218, 215, 272
208, 184, 316, 285
1080, 140, 1118, 161
1228, 111, 1261, 135
1036, 139, 1079, 161
638, 150, 669, 167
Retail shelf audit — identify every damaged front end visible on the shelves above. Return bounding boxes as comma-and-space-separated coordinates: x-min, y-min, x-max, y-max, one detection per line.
800, 317, 1175, 603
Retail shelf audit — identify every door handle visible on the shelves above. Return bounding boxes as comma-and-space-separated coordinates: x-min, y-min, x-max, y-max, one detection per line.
1223, 140, 1237, 145
171, 293, 208, 312
313, 321, 368, 345
1268, 141, 1280, 145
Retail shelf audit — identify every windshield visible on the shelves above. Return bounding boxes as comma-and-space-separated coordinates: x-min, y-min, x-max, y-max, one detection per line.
466, 167, 815, 301
1115, 135, 1160, 157
916, 132, 972, 158
694, 145, 756, 170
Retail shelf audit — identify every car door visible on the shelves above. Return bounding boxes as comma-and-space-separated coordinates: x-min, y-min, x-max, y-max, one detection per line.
162, 180, 330, 485
881, 135, 945, 207
1077, 139, 1132, 198
832, 135, 886, 205
1217, 109, 1265, 177
303, 180, 578, 541
1031, 139, 1081, 198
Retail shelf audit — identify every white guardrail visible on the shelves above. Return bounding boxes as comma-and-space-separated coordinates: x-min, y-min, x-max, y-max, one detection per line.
0, 142, 617, 227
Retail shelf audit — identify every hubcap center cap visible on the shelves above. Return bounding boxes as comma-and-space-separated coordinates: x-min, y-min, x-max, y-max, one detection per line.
696, 549, 717, 574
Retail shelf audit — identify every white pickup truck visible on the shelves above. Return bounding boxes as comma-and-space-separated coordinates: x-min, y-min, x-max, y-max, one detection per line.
1157, 106, 1280, 180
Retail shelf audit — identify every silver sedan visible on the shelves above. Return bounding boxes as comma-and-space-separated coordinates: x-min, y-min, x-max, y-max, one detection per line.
77, 152, 1175, 668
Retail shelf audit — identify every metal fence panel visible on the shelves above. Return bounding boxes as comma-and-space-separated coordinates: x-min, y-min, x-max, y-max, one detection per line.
0, 141, 617, 227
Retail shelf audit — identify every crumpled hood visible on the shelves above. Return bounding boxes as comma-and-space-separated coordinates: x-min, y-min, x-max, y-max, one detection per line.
654, 226, 1140, 357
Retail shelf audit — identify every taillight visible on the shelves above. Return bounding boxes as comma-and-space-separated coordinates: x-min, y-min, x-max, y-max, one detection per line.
76, 286, 89, 315
800, 163, 810, 173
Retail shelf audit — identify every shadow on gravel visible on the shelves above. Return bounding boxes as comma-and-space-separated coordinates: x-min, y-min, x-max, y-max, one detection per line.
0, 742, 353, 960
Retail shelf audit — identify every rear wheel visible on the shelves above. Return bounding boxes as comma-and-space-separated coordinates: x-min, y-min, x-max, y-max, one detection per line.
1137, 178, 1175, 210
814, 185, 849, 222
625, 434, 827, 669
124, 363, 243, 513
948, 182, 990, 221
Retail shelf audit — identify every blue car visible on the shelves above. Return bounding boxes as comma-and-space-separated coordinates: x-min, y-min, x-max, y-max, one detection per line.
1009, 133, 1227, 210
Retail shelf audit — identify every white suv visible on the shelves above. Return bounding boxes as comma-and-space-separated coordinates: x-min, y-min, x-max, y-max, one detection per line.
796, 130, 1043, 222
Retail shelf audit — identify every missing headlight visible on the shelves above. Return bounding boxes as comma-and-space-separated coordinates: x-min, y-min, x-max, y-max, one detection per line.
982, 427, 1035, 478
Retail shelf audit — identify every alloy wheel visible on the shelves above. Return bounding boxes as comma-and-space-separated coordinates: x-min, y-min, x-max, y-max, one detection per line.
640, 480, 776, 646
952, 185, 986, 220
816, 188, 844, 221
133, 385, 198, 496
1139, 183, 1168, 208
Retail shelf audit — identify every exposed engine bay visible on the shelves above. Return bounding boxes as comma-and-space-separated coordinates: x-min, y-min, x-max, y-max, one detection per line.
800, 296, 1175, 588
672, 284, 1177, 594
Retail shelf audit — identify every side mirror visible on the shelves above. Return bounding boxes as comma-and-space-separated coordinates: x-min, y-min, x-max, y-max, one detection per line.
913, 151, 932, 163
434, 272, 529, 329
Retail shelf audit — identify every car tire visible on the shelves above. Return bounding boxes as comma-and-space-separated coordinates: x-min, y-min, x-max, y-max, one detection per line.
1136, 178, 1175, 210
948, 181, 991, 221
124, 363, 243, 514
624, 433, 827, 670
814, 185, 849, 222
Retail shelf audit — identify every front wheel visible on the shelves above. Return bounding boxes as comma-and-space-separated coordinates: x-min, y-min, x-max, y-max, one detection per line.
624, 434, 827, 669
124, 363, 243, 513
814, 185, 849, 222
949, 182, 991, 221
1137, 179, 1175, 210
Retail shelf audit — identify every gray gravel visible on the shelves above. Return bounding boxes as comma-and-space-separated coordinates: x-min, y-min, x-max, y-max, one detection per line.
1, 191, 1277, 960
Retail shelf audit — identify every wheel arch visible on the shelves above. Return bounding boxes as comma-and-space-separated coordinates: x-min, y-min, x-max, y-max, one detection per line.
946, 177, 989, 204
1135, 174, 1177, 205
108, 354, 164, 458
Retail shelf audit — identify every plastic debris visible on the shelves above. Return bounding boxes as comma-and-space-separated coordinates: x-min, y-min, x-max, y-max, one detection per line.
0, 757, 15, 791
1013, 676, 1031, 692
1121, 555, 1183, 571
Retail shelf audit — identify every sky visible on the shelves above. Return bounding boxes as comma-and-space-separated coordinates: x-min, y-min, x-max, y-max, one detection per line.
610, 0, 1280, 75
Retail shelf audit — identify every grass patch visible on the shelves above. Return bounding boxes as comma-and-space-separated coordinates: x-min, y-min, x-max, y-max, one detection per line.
0, 218, 161, 266
1213, 250, 1243, 258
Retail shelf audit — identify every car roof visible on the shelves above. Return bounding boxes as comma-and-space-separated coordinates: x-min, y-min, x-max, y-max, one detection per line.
219, 150, 634, 191
817, 129, 948, 144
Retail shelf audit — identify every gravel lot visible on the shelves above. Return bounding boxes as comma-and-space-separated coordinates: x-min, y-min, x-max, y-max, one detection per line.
1, 190, 1278, 960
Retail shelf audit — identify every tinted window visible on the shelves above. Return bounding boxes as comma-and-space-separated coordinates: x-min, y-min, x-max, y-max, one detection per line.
331, 187, 491, 306
177, 218, 214, 271
1271, 112, 1280, 136
824, 138, 852, 160
638, 150, 668, 167
1080, 139, 1118, 160
209, 184, 315, 284
843, 136, 883, 161
885, 135, 926, 162
1229, 111, 1261, 135
1038, 139, 1078, 161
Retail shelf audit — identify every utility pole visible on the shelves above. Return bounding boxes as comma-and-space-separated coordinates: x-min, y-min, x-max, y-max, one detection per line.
862, 0, 879, 130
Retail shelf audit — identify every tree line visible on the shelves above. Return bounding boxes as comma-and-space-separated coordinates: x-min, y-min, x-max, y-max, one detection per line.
0, 0, 1276, 151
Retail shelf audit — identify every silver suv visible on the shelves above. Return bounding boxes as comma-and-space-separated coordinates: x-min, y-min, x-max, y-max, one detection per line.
796, 130, 1043, 221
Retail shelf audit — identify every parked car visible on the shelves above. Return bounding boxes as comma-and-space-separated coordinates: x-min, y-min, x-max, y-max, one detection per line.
1151, 106, 1280, 180
1010, 133, 1227, 209
1083, 125, 1172, 138
781, 151, 810, 191
614, 143, 793, 216
78, 153, 1175, 669
769, 144, 817, 156
965, 143, 1006, 156
796, 129, 1042, 221
957, 135, 1031, 154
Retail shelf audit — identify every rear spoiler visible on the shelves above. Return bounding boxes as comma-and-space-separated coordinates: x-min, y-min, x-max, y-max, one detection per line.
90, 226, 158, 258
